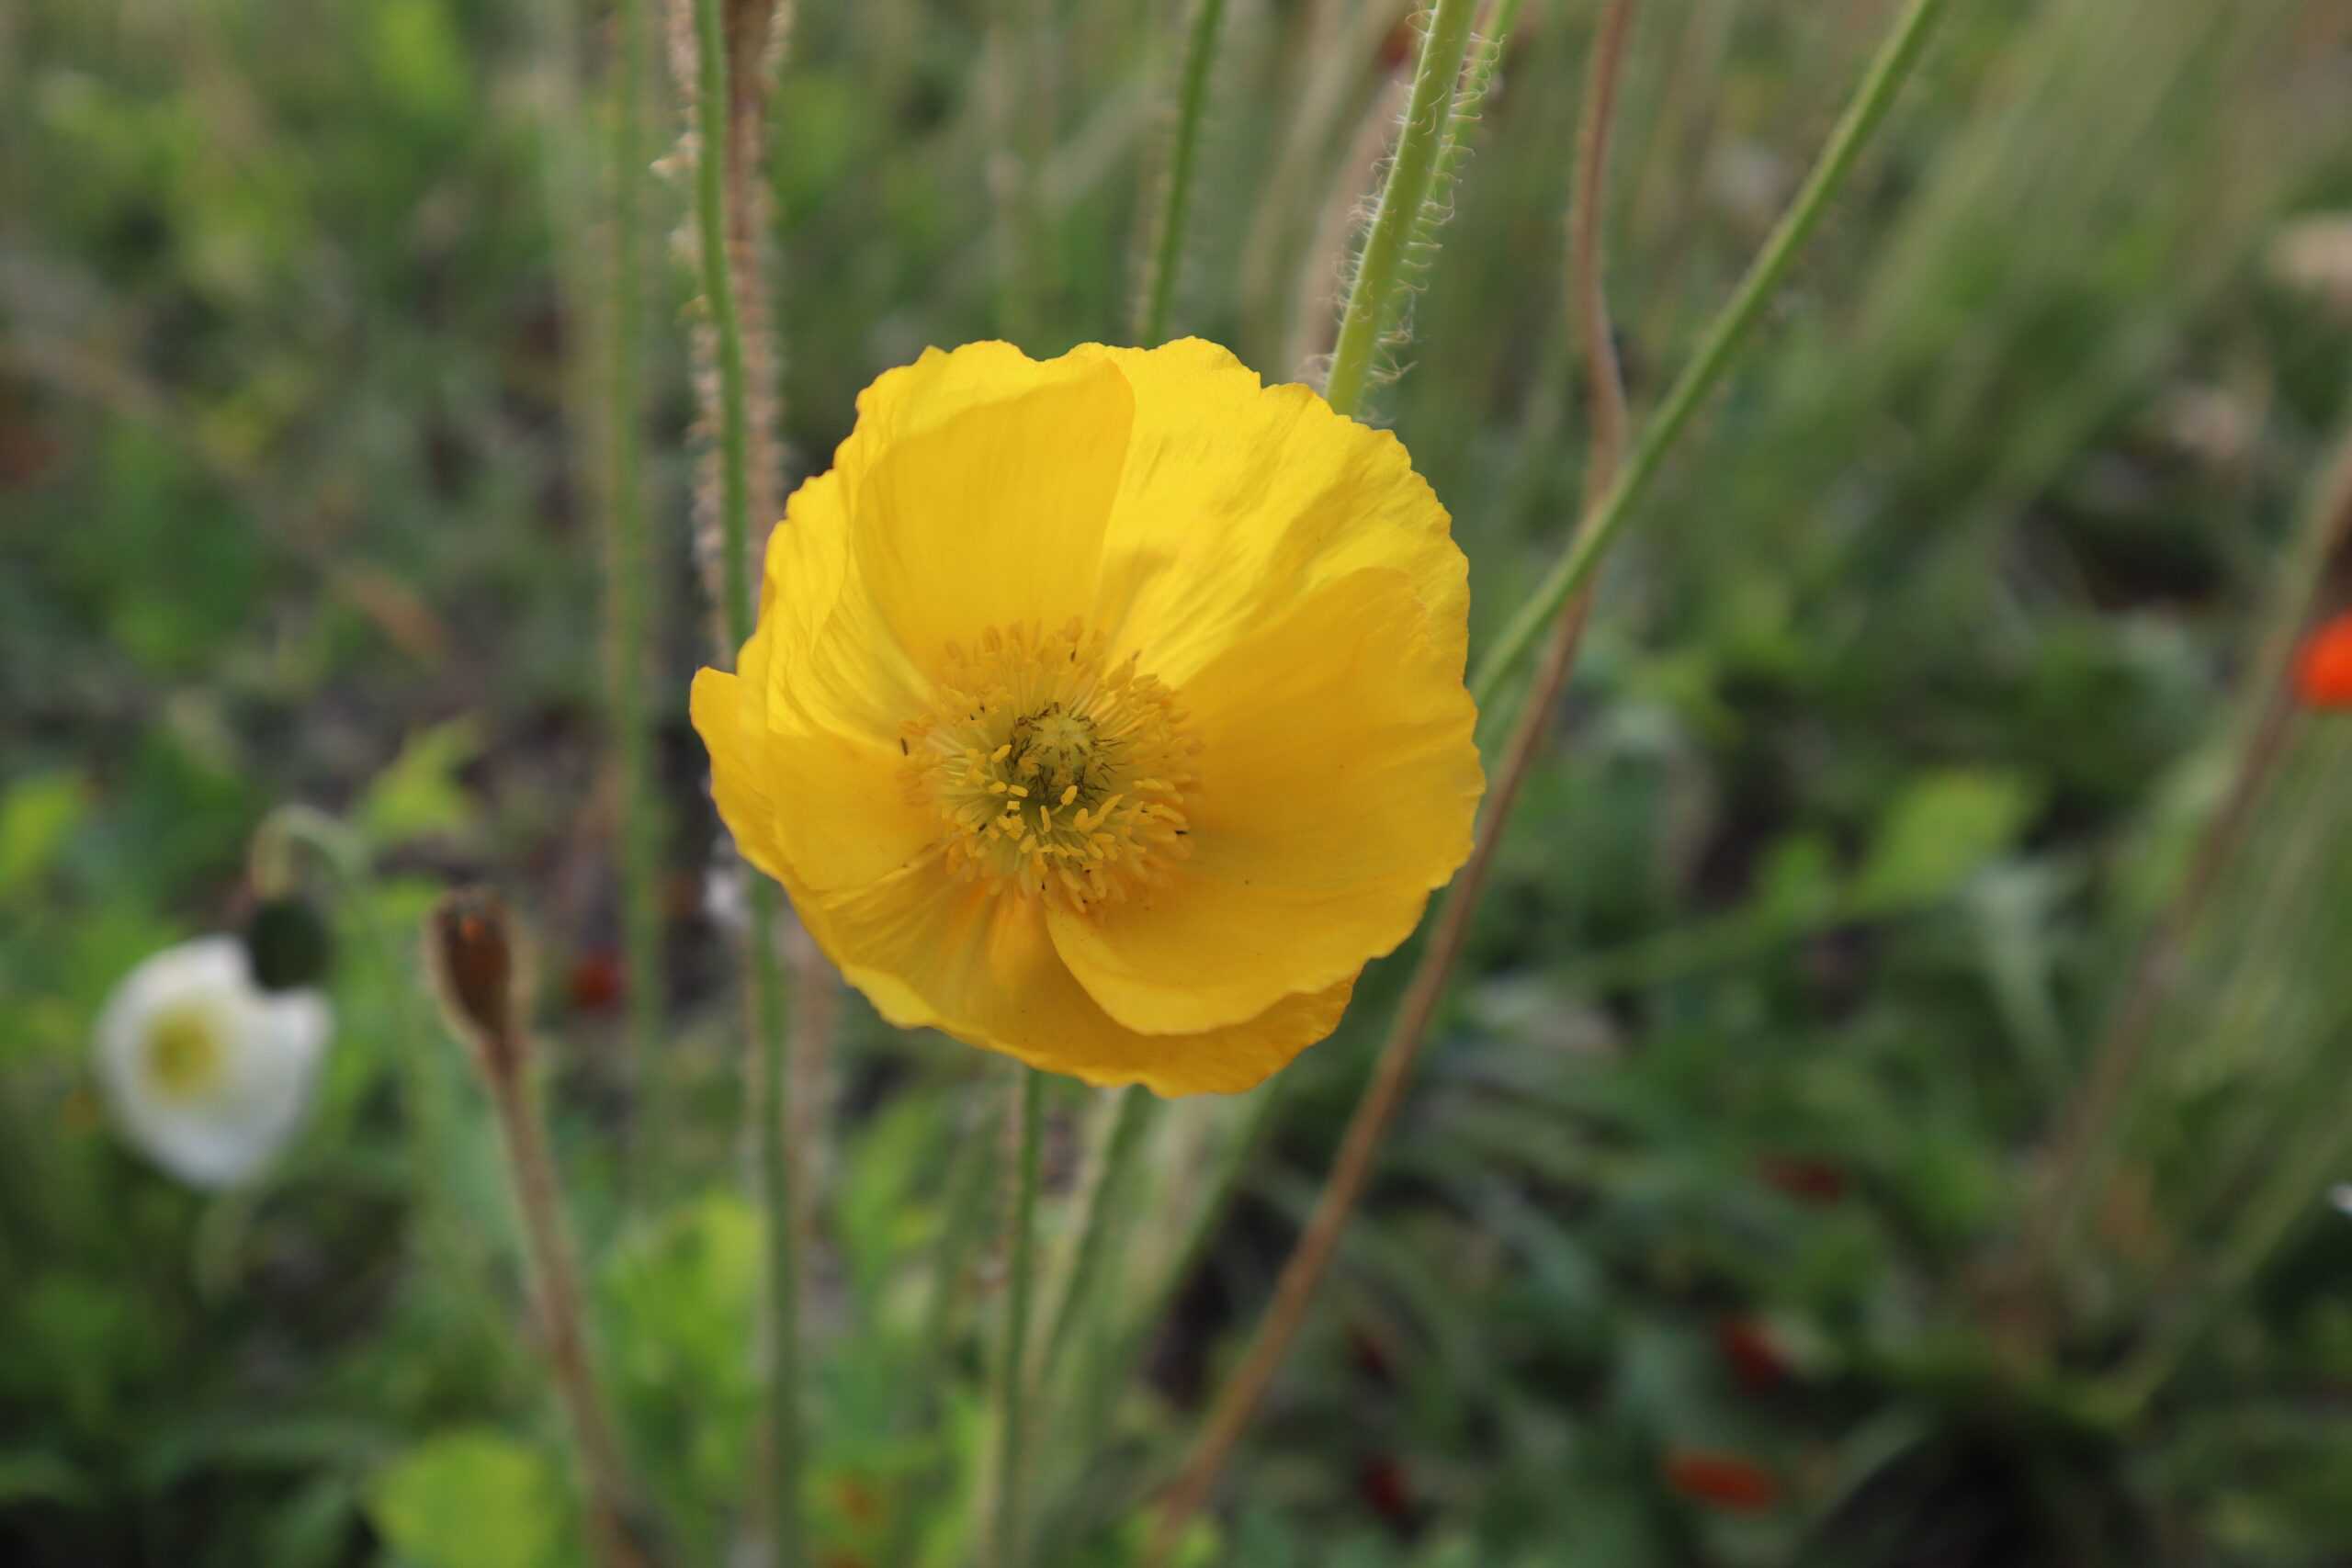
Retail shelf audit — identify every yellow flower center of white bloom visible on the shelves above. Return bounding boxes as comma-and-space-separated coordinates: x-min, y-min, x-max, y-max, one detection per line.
145, 1002, 229, 1103
903, 618, 1198, 911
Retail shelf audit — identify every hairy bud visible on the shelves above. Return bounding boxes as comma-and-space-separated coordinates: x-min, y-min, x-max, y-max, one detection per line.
425, 887, 529, 1081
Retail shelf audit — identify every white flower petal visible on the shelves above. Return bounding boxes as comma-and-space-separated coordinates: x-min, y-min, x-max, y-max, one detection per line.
91, 935, 332, 1190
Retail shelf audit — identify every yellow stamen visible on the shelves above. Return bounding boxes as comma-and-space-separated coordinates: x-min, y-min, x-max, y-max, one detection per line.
146, 1003, 229, 1103
899, 619, 1199, 912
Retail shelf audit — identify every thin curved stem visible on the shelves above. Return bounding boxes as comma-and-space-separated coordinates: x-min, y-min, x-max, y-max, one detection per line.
1470, 0, 1951, 710
1568, 1, 1635, 507
1134, 0, 1230, 345
491, 1071, 652, 1568
1322, 0, 1481, 418
1148, 10, 1638, 1551
989, 1069, 1046, 1568
605, 0, 664, 1175
688, 0, 802, 1561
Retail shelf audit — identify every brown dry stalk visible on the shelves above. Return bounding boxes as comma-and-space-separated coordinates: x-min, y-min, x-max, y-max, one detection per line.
492, 1082, 654, 1568
1148, 5, 1640, 1552
2029, 430, 2352, 1290
426, 893, 651, 1568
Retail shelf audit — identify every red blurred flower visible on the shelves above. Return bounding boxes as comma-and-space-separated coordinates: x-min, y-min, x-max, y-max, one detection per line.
1715, 1316, 1789, 1393
567, 949, 626, 1012
1663, 1448, 1780, 1513
1358, 1454, 1411, 1524
1757, 1155, 1849, 1204
2296, 612, 2352, 709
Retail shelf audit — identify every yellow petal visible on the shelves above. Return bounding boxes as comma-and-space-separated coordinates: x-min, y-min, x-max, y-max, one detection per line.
691, 651, 933, 898
1086, 338, 1469, 687
1047, 565, 1480, 1033
751, 468, 929, 745
807, 863, 1356, 1095
843, 342, 1136, 673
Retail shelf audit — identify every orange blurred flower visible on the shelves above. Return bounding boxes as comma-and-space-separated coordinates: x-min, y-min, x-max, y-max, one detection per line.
1663, 1448, 1780, 1514
2295, 612, 2352, 709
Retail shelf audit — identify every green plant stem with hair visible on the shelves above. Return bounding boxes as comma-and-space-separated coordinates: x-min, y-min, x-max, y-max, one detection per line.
688, 0, 803, 1562
1034, 1086, 1155, 1393
605, 0, 663, 1175
1471, 0, 1952, 709
990, 1069, 1046, 1568
1321, 0, 1481, 419
1132, 0, 1229, 344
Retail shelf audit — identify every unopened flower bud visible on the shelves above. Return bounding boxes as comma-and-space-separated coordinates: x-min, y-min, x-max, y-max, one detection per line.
425, 888, 529, 1080
244, 896, 334, 992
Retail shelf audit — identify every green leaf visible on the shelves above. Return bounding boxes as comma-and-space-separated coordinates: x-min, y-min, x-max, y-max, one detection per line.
0, 1450, 95, 1508
599, 1194, 760, 1516
1753, 831, 1841, 923
354, 719, 482, 846
0, 770, 89, 900
365, 1429, 563, 1568
1851, 768, 2041, 911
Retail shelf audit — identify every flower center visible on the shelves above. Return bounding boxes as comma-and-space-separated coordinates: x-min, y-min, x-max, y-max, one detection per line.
903, 618, 1197, 911
146, 1002, 229, 1103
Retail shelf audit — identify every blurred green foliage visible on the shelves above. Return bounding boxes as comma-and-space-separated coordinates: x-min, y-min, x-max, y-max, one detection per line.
5, 0, 2352, 1564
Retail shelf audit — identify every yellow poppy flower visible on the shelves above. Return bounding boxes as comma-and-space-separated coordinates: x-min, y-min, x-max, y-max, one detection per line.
691, 339, 1482, 1095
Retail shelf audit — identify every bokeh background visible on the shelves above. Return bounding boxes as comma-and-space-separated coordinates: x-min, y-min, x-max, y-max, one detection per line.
7, 0, 2352, 1563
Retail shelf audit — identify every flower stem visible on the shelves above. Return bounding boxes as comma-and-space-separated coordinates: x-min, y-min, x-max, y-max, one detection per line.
1132, 0, 1230, 345
1035, 1085, 1155, 1393
605, 0, 664, 1175
689, 0, 803, 1561
1321, 0, 1481, 419
990, 1069, 1046, 1568
489, 1067, 651, 1568
1146, 10, 1642, 1552
1470, 0, 1952, 710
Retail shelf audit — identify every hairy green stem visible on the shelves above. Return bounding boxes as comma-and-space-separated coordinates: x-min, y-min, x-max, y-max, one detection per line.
1322, 0, 1480, 417
990, 1070, 1046, 1568
1429, 0, 1527, 200
1470, 0, 1951, 709
690, 0, 802, 1561
1035, 1086, 1156, 1392
605, 0, 663, 1174
1133, 0, 1229, 344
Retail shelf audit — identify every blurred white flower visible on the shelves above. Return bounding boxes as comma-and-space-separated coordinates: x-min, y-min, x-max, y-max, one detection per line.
92, 935, 330, 1190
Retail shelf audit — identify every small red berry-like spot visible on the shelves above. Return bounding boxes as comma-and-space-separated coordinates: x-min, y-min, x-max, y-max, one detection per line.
1347, 1324, 1395, 1382
567, 950, 627, 1012
1377, 18, 1415, 70
1757, 1154, 1849, 1204
1358, 1454, 1411, 1524
2295, 612, 2352, 709
1663, 1448, 1780, 1513
1715, 1316, 1789, 1393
